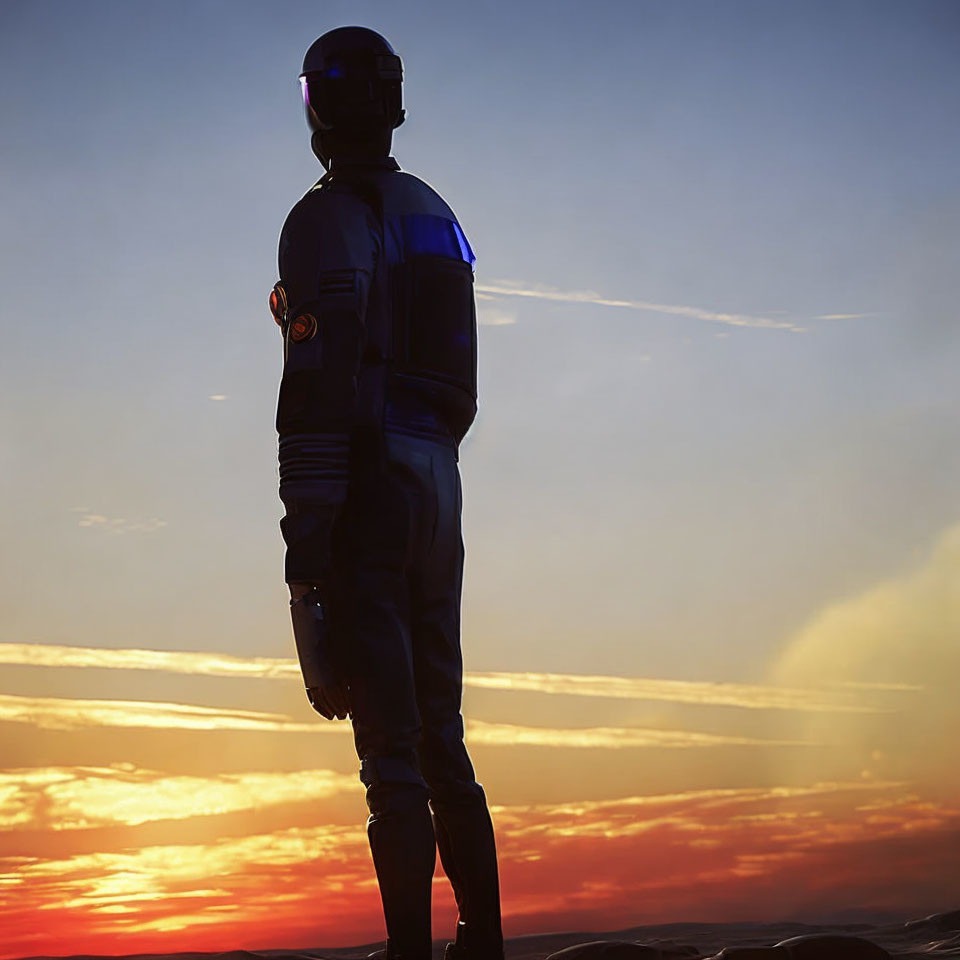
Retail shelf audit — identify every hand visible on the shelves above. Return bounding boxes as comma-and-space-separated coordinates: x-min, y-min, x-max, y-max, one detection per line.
306, 683, 350, 721
288, 584, 351, 721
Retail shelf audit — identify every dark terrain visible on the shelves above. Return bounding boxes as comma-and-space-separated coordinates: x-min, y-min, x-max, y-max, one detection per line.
15, 908, 960, 960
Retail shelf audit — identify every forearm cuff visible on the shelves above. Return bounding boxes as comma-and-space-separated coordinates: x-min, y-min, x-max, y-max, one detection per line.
279, 432, 350, 506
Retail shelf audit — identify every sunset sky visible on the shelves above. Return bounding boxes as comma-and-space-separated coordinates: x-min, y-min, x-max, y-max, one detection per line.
1, 1, 958, 957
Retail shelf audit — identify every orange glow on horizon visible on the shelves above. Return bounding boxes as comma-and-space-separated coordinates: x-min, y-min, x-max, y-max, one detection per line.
1, 759, 958, 958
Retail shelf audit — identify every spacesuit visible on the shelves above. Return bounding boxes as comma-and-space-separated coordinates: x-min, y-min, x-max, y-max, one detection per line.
272, 26, 504, 960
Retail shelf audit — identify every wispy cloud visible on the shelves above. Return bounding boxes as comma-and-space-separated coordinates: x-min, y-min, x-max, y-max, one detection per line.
476, 295, 517, 326
494, 778, 914, 837
0, 643, 301, 679
477, 309, 517, 326
475, 281, 805, 332
208, 394, 228, 401
0, 643, 900, 715
465, 719, 816, 749
813, 313, 875, 320
0, 693, 321, 734
465, 670, 898, 714
0, 818, 380, 954
0, 765, 357, 830
74, 514, 167, 534
0, 763, 905, 837
829, 680, 925, 692
0, 693, 814, 749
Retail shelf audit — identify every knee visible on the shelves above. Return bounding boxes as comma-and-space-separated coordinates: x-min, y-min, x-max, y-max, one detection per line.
359, 750, 430, 818
428, 774, 488, 815
418, 717, 487, 809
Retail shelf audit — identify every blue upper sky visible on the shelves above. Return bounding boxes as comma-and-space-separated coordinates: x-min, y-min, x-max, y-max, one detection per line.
0, 0, 957, 684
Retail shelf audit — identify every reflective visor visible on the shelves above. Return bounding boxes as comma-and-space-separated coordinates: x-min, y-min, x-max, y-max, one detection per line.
299, 76, 325, 132
300, 51, 402, 134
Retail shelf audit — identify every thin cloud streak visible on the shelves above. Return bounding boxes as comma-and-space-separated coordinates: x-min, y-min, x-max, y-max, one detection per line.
494, 777, 911, 824
0, 765, 358, 830
0, 763, 910, 839
0, 693, 817, 749
1, 822, 370, 902
0, 694, 817, 750
0, 642, 896, 714
465, 671, 896, 714
76, 515, 167, 533
0, 693, 321, 734
466, 719, 818, 749
475, 281, 805, 332
0, 642, 301, 679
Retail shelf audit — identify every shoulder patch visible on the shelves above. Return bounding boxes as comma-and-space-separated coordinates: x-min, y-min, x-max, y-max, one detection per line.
290, 313, 317, 343
269, 282, 288, 327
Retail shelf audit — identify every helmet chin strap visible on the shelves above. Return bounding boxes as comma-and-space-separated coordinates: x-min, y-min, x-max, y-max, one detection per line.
311, 130, 332, 170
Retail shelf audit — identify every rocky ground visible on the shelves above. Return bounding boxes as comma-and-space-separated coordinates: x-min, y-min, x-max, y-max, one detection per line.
15, 908, 960, 960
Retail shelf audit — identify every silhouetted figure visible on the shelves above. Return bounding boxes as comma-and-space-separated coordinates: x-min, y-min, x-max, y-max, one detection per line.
272, 26, 504, 960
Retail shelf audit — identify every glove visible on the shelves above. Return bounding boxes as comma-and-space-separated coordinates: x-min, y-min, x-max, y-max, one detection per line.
289, 583, 350, 720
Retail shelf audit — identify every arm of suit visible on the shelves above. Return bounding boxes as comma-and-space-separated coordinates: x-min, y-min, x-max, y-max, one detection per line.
275, 184, 381, 717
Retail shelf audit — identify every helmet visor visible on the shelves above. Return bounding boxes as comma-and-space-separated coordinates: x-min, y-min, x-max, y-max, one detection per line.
299, 75, 325, 133
299, 52, 403, 133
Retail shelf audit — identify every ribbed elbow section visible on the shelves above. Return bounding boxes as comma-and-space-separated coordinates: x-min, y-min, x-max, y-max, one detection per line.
278, 432, 351, 507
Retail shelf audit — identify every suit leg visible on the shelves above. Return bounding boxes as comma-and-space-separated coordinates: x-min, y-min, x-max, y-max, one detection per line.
412, 452, 504, 958
341, 475, 437, 960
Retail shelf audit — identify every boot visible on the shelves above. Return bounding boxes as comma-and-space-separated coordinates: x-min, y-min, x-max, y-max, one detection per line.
366, 938, 414, 960
443, 920, 505, 960
366, 799, 436, 960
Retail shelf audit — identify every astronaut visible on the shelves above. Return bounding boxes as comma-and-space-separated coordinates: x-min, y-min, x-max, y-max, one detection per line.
271, 26, 504, 960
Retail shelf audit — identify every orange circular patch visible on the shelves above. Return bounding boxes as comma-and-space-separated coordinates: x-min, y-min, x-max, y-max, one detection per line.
290, 313, 317, 343
269, 283, 288, 326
